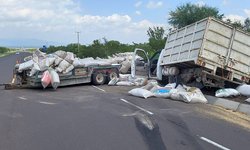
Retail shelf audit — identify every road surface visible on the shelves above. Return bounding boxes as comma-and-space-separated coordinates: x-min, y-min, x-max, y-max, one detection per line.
0, 53, 250, 150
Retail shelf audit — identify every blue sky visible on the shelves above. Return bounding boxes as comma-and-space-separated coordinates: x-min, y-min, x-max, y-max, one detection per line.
0, 0, 249, 46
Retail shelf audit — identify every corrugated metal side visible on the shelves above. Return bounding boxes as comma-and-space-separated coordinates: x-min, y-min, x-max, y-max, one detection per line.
202, 18, 250, 79
161, 17, 250, 81
200, 18, 234, 71
161, 18, 208, 65
229, 30, 250, 79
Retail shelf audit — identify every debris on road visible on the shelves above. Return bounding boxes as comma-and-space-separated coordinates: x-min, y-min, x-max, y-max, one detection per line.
215, 88, 240, 98
128, 88, 155, 99
236, 84, 250, 97
128, 81, 208, 103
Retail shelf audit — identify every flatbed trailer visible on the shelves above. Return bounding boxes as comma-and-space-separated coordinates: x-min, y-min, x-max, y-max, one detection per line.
5, 65, 120, 90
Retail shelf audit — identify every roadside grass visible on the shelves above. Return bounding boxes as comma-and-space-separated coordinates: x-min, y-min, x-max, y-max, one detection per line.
0, 48, 36, 58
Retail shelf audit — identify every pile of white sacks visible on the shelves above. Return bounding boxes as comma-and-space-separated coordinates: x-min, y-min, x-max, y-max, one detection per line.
127, 80, 208, 103
16, 50, 140, 89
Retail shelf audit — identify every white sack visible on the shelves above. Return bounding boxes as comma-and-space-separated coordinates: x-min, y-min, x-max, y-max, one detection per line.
133, 77, 148, 86
54, 55, 63, 66
73, 58, 85, 67
63, 65, 74, 74
108, 77, 119, 86
49, 69, 60, 89
245, 98, 250, 103
180, 87, 207, 103
55, 67, 63, 73
65, 52, 75, 63
118, 74, 131, 81
236, 84, 250, 96
29, 63, 40, 76
18, 60, 34, 72
142, 81, 158, 91
119, 60, 131, 74
55, 50, 67, 59
58, 60, 71, 71
128, 88, 154, 99
215, 88, 240, 97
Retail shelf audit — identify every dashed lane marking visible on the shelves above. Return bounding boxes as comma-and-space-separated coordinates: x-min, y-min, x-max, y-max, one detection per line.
39, 101, 57, 105
120, 98, 153, 115
92, 85, 106, 92
18, 97, 27, 100
199, 136, 231, 150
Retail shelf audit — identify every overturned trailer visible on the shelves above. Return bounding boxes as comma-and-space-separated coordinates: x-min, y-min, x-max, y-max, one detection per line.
157, 17, 250, 88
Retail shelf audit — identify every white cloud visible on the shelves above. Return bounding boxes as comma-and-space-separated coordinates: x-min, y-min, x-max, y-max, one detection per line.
0, 0, 165, 44
224, 14, 245, 23
222, 0, 229, 5
135, 11, 141, 15
196, 1, 205, 7
244, 9, 250, 17
146, 1, 163, 9
134, 1, 143, 8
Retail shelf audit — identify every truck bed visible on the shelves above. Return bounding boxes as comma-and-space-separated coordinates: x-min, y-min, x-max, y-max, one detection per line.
161, 17, 250, 83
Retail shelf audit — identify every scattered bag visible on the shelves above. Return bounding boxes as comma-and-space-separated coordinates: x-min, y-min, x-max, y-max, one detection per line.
108, 77, 119, 86
49, 69, 60, 89
29, 63, 40, 76
180, 87, 207, 103
236, 84, 250, 97
128, 88, 154, 99
245, 98, 250, 103
215, 88, 240, 97
18, 60, 34, 72
41, 70, 51, 88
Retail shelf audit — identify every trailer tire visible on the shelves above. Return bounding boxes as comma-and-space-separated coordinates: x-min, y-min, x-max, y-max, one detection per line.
92, 72, 106, 85
107, 69, 119, 82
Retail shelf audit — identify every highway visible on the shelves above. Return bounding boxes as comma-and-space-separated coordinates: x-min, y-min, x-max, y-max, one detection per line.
0, 53, 249, 150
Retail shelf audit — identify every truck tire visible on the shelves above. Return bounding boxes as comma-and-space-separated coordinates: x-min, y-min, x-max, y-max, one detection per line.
92, 72, 106, 85
107, 69, 119, 82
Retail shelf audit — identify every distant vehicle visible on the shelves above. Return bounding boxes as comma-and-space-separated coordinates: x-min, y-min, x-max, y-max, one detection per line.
15, 52, 20, 55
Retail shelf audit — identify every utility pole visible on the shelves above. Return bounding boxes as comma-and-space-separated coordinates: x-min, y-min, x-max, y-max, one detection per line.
76, 31, 80, 53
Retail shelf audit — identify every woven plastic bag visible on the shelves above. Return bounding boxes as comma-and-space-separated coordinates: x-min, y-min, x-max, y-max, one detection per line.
41, 70, 51, 89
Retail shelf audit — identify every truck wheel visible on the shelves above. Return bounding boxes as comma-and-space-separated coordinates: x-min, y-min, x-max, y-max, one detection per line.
107, 69, 119, 82
92, 72, 106, 85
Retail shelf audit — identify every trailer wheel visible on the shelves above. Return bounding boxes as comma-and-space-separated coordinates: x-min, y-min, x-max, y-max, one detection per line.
92, 72, 106, 85
107, 69, 119, 82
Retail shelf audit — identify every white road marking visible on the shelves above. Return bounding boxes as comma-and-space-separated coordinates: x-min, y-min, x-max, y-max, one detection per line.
120, 98, 153, 115
92, 85, 106, 92
18, 97, 27, 100
199, 136, 231, 150
39, 101, 57, 105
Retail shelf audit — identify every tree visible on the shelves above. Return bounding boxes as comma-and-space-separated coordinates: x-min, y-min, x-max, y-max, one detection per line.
244, 18, 250, 32
147, 27, 166, 51
169, 3, 224, 28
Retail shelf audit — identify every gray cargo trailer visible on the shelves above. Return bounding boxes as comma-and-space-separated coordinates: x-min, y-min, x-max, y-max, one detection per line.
158, 17, 250, 88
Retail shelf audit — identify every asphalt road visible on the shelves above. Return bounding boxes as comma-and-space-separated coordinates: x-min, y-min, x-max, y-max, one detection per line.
0, 53, 250, 150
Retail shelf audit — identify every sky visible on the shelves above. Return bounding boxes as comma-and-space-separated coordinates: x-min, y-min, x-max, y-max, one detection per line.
0, 0, 249, 46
